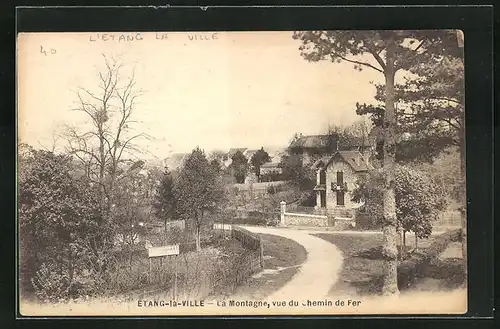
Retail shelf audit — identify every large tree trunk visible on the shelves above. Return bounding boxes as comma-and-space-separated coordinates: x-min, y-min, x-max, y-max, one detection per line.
381, 37, 399, 295
195, 225, 201, 252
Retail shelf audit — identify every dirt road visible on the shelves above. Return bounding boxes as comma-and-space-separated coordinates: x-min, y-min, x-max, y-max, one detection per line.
244, 226, 343, 301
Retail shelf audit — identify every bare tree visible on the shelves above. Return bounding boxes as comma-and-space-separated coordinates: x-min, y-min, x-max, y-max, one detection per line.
64, 55, 150, 219
38, 126, 63, 153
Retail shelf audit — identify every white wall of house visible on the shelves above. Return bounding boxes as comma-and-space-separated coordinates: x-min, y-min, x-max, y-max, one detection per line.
324, 161, 363, 209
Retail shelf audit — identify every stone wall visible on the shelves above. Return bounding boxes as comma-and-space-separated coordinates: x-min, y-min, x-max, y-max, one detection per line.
282, 212, 328, 227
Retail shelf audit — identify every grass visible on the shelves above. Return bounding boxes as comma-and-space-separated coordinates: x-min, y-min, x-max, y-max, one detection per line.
314, 233, 384, 296
314, 232, 464, 296
222, 233, 307, 300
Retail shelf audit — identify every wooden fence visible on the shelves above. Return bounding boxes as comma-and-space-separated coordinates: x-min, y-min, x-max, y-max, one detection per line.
434, 211, 461, 226
231, 226, 264, 274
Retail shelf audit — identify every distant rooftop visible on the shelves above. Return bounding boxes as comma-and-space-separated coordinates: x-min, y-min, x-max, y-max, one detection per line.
313, 150, 374, 172
227, 148, 247, 157
289, 134, 372, 150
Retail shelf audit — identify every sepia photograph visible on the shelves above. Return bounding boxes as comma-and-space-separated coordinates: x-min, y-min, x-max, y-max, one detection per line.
17, 30, 467, 316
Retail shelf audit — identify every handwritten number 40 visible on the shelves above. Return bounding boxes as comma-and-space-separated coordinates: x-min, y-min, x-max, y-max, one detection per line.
40, 45, 56, 56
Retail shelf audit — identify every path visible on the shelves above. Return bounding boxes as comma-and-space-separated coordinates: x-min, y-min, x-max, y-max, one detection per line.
244, 226, 343, 301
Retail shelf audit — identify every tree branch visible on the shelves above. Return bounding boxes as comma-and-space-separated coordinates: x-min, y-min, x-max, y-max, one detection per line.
332, 52, 384, 73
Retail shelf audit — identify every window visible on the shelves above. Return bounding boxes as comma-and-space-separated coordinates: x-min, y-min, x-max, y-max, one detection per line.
336, 171, 344, 206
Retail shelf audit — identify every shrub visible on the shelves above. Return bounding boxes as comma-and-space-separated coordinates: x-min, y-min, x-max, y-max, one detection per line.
351, 165, 447, 239
397, 229, 461, 289
31, 263, 70, 303
261, 172, 283, 183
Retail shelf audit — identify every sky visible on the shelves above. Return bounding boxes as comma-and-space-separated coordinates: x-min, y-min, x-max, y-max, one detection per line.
18, 31, 394, 159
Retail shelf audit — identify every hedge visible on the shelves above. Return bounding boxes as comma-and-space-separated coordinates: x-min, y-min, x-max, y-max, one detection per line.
397, 229, 461, 289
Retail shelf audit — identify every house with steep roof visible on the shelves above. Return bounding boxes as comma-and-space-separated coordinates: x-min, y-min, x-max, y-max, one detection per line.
164, 153, 189, 171
243, 149, 259, 162
227, 148, 248, 158
289, 133, 373, 165
224, 148, 248, 167
312, 151, 374, 211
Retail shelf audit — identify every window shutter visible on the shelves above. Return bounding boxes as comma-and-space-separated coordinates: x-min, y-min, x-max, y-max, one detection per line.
337, 171, 343, 185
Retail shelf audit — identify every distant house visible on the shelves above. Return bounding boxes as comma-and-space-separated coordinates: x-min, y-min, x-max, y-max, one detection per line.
227, 148, 248, 158
243, 149, 259, 162
259, 162, 282, 181
164, 153, 189, 171
312, 151, 373, 211
289, 133, 373, 165
224, 148, 248, 167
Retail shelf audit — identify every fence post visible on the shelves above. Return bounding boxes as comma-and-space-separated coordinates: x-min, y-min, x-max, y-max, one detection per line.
280, 201, 286, 225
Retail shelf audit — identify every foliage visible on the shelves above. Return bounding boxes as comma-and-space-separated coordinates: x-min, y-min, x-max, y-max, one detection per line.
351, 165, 447, 240
355, 38, 464, 163
153, 165, 177, 225
174, 147, 226, 250
293, 29, 462, 295
327, 121, 372, 151
397, 229, 461, 289
412, 147, 462, 204
279, 152, 315, 190
18, 149, 107, 301
250, 147, 272, 178
229, 150, 249, 183
260, 171, 283, 183
30, 263, 71, 303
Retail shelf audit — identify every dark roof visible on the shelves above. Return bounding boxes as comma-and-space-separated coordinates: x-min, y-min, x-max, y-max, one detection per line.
312, 151, 373, 172
228, 148, 247, 157
289, 134, 372, 150
164, 153, 189, 170
289, 135, 330, 149
244, 149, 259, 160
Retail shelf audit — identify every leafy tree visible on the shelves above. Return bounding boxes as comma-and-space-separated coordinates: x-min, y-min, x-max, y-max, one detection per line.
210, 158, 223, 173
230, 150, 248, 183
413, 147, 461, 203
174, 147, 225, 251
294, 30, 460, 294
356, 56, 463, 164
209, 150, 228, 163
352, 165, 446, 247
250, 147, 272, 178
279, 151, 316, 197
354, 33, 466, 271
18, 149, 105, 301
153, 165, 177, 228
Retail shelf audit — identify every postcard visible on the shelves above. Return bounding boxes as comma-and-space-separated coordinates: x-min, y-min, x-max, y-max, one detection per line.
17, 30, 467, 316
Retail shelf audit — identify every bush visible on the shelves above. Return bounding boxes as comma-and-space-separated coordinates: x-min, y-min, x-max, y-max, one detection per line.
397, 229, 461, 289
261, 172, 283, 183
266, 184, 284, 194
31, 263, 70, 303
232, 215, 267, 226
351, 165, 447, 238
355, 207, 380, 230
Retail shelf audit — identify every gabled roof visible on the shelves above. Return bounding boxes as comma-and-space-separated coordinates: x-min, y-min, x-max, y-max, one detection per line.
243, 149, 259, 160
290, 134, 372, 150
289, 135, 330, 149
164, 153, 189, 170
228, 148, 247, 157
312, 151, 373, 172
